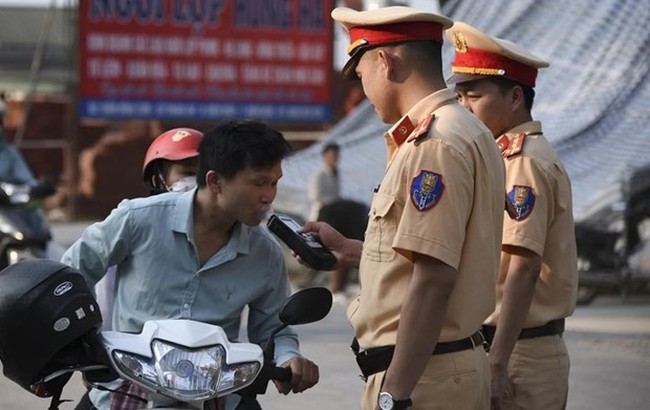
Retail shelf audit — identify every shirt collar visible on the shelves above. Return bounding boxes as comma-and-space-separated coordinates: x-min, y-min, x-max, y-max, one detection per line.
495, 121, 543, 156
505, 120, 542, 136
385, 88, 457, 157
172, 187, 251, 255
172, 188, 196, 235
233, 223, 251, 255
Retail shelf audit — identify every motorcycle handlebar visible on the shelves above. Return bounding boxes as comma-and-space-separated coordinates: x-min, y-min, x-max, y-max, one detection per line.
271, 366, 292, 382
29, 179, 56, 199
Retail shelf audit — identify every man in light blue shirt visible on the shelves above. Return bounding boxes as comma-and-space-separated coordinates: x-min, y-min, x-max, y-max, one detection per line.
62, 120, 319, 409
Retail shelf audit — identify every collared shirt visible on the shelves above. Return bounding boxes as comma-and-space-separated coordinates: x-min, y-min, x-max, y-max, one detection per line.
487, 121, 578, 327
0, 138, 36, 185
308, 165, 340, 221
348, 88, 506, 349
62, 189, 300, 409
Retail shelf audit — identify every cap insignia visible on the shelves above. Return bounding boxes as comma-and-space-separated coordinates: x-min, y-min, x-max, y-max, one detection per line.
454, 32, 468, 53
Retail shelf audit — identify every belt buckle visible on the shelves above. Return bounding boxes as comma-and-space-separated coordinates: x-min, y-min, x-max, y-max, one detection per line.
356, 349, 370, 357
474, 331, 490, 353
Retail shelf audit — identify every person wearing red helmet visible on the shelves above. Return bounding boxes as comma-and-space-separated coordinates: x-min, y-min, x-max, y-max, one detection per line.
94, 127, 204, 331
142, 127, 204, 195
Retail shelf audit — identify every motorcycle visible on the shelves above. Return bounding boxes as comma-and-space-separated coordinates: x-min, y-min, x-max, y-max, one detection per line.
575, 164, 650, 305
0, 178, 55, 269
25, 286, 332, 410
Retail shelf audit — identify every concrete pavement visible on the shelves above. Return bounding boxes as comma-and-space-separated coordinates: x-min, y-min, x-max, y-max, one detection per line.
50, 221, 93, 247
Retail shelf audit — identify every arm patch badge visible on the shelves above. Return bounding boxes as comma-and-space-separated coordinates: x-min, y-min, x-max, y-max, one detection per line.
507, 185, 535, 221
410, 170, 444, 212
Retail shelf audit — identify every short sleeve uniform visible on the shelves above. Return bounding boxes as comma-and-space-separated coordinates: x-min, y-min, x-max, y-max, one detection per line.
485, 121, 577, 327
348, 89, 506, 348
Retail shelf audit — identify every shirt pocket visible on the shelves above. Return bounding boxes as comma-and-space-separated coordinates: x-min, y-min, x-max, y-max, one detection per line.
363, 193, 397, 262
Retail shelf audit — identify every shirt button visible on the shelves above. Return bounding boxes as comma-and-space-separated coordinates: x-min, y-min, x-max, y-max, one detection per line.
183, 304, 190, 309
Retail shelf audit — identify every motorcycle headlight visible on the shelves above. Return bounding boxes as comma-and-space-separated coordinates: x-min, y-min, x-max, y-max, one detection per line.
112, 340, 261, 401
0, 182, 30, 204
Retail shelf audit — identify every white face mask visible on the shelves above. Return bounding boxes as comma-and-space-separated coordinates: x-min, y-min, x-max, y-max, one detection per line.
168, 176, 197, 193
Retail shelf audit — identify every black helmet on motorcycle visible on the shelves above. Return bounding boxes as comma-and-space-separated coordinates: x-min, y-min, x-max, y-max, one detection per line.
0, 259, 102, 396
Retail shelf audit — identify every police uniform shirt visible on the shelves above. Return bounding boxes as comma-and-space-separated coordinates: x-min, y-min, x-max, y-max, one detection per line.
348, 88, 505, 349
486, 121, 578, 327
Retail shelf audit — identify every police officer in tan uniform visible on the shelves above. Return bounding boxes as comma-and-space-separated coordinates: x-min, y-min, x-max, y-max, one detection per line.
300, 7, 505, 410
446, 23, 578, 410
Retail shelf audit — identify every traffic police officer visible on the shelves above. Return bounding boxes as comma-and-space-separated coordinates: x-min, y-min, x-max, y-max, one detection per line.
301, 6, 505, 409
447, 22, 578, 410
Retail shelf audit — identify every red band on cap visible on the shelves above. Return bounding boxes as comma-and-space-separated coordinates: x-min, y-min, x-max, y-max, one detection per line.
452, 47, 538, 87
348, 21, 443, 56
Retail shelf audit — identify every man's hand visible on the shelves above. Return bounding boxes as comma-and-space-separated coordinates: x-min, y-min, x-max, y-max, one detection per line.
274, 357, 319, 395
300, 221, 345, 252
299, 221, 362, 269
489, 245, 541, 409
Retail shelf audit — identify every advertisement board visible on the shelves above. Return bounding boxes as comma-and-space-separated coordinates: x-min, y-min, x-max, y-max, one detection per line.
78, 0, 333, 122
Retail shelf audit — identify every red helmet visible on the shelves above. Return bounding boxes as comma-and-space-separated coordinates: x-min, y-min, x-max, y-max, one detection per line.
142, 128, 203, 182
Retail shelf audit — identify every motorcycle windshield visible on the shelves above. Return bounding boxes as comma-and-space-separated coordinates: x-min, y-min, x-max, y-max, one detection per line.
0, 206, 51, 242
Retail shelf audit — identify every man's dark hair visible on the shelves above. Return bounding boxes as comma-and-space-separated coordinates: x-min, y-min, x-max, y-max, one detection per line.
322, 142, 340, 156
358, 40, 442, 80
401, 40, 443, 74
197, 120, 292, 187
487, 76, 536, 111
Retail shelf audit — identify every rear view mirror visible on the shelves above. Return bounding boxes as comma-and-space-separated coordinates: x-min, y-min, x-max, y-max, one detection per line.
279, 287, 332, 326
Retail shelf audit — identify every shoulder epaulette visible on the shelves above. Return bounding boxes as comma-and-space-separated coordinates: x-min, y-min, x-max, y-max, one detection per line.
498, 133, 526, 158
407, 113, 435, 143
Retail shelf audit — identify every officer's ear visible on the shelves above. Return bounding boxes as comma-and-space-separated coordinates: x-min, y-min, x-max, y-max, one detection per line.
376, 49, 396, 80
205, 170, 222, 195
510, 85, 525, 112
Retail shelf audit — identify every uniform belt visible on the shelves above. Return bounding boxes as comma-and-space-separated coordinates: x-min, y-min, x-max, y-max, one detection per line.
482, 318, 565, 345
350, 331, 485, 381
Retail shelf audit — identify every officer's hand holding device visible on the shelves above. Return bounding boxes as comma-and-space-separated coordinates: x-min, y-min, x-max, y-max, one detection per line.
267, 214, 337, 271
